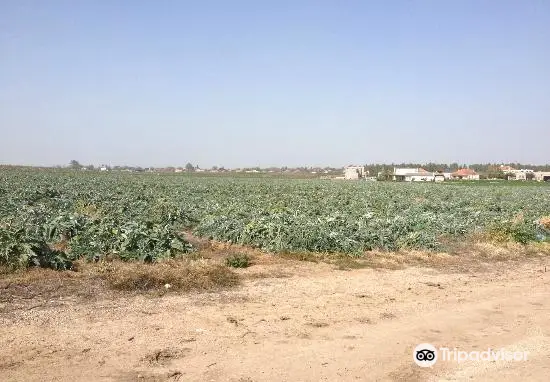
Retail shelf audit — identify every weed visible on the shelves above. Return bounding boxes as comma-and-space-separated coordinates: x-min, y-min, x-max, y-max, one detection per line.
225, 253, 251, 268
487, 219, 537, 244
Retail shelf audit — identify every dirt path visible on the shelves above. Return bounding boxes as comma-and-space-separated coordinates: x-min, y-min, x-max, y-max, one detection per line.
1, 256, 549, 382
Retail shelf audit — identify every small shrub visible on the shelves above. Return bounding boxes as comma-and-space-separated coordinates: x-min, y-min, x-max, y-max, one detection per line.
225, 253, 250, 268
487, 219, 537, 245
0, 225, 73, 271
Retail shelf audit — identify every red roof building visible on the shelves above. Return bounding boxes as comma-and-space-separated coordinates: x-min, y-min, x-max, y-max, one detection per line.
451, 168, 480, 180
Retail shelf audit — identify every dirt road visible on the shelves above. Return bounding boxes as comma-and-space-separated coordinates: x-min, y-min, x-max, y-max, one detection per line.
1, 255, 549, 381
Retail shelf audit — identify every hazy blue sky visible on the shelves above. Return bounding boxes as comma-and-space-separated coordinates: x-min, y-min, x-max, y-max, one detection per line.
1, 1, 549, 168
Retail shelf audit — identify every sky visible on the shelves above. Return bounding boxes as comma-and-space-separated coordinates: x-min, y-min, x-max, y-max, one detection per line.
1, 0, 549, 168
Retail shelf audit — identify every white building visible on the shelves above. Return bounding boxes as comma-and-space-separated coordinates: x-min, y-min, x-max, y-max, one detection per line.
514, 171, 526, 180
393, 168, 435, 182
534, 172, 550, 182
500, 166, 534, 180
513, 169, 534, 180
440, 170, 453, 180
344, 165, 368, 180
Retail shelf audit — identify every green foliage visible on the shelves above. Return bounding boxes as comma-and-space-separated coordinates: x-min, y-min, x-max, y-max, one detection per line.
487, 219, 538, 244
487, 170, 506, 179
0, 222, 73, 270
0, 224, 35, 270
1, 168, 549, 271
69, 160, 82, 170
225, 253, 251, 268
0, 170, 193, 270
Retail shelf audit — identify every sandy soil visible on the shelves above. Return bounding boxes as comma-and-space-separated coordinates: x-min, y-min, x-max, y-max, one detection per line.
1, 255, 549, 382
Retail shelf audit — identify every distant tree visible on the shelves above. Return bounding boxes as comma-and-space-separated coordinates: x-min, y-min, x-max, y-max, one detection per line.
377, 168, 393, 181
526, 172, 535, 181
185, 163, 195, 172
69, 160, 82, 169
505, 172, 515, 180
424, 162, 439, 172
487, 169, 505, 179
86, 164, 94, 170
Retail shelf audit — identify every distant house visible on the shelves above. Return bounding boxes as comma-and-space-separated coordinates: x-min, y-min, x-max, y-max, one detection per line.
440, 170, 454, 180
512, 169, 533, 180
393, 168, 435, 182
452, 168, 479, 180
344, 165, 368, 180
499, 165, 519, 180
499, 165, 515, 173
434, 174, 445, 182
499, 166, 535, 180
534, 172, 550, 182
514, 171, 527, 180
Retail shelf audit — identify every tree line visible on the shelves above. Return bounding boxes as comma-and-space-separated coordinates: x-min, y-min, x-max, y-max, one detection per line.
66, 160, 550, 176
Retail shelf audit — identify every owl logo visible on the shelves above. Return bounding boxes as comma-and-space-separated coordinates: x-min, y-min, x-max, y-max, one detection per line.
414, 343, 438, 367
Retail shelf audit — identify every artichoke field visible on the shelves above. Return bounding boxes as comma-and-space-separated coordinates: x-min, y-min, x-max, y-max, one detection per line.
1, 168, 549, 270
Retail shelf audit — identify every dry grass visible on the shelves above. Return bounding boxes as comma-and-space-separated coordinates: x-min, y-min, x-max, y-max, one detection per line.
277, 240, 550, 272
2, 234, 549, 307
183, 231, 265, 259
0, 264, 104, 307
0, 257, 240, 307
279, 251, 323, 263
100, 259, 239, 292
244, 270, 290, 279
0, 265, 79, 284
445, 240, 550, 260
280, 251, 403, 270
